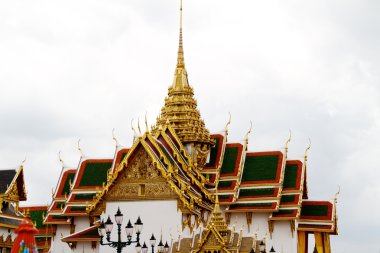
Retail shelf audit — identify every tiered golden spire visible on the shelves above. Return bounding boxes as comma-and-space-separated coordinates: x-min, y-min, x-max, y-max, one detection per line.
209, 195, 229, 239
153, 0, 213, 165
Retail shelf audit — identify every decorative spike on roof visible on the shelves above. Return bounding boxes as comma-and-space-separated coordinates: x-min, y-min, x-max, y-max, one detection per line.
153, 0, 213, 152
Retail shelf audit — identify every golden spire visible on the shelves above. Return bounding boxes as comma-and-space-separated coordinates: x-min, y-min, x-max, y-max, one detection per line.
171, 0, 189, 89
153, 0, 213, 166
177, 0, 185, 69
208, 194, 229, 240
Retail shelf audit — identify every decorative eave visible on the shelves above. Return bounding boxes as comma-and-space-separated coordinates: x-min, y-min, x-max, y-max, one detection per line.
152, 125, 213, 201
61, 225, 99, 242
87, 132, 214, 216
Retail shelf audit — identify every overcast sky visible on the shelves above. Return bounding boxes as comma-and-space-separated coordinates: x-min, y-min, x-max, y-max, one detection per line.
0, 0, 379, 252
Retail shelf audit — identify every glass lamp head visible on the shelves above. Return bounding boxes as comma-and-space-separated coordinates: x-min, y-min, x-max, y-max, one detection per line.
142, 242, 148, 253
98, 219, 106, 236
105, 215, 113, 233
150, 233, 156, 246
115, 207, 123, 225
125, 219, 134, 237
135, 216, 143, 233
157, 240, 164, 253
164, 242, 170, 253
135, 242, 142, 253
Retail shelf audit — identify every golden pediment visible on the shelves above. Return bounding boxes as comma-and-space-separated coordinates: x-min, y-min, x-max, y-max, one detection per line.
105, 147, 177, 201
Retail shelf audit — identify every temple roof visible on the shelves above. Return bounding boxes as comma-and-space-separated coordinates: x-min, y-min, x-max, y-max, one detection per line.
0, 165, 27, 201
0, 169, 16, 194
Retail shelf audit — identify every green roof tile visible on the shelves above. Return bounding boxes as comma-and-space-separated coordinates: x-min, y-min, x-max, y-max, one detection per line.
281, 195, 296, 203
79, 162, 112, 187
283, 164, 299, 189
206, 136, 221, 168
218, 180, 234, 189
239, 188, 275, 197
301, 204, 328, 217
61, 173, 75, 196
220, 147, 239, 175
242, 154, 280, 182
74, 193, 96, 200
30, 210, 47, 228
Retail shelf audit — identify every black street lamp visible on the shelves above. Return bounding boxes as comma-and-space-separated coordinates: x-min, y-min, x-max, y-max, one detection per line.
148, 234, 169, 253
98, 207, 144, 253
259, 241, 266, 253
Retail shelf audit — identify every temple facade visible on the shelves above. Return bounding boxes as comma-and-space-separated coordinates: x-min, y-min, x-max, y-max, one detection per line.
0, 2, 338, 253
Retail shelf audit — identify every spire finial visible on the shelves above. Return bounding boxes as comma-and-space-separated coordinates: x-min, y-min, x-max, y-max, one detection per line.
177, 0, 185, 69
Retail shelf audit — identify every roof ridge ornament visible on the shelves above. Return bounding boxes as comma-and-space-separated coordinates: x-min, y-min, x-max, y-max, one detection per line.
77, 139, 84, 157
20, 157, 26, 168
145, 112, 149, 133
285, 129, 292, 153
58, 151, 65, 167
112, 128, 121, 148
304, 138, 311, 162
244, 121, 253, 148
131, 118, 138, 142
225, 112, 232, 136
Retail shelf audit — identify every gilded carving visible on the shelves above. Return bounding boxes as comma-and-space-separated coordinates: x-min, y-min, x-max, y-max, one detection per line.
105, 148, 177, 201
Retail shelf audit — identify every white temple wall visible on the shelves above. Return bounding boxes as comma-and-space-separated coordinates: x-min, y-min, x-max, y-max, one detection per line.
222, 211, 296, 252
73, 216, 91, 232
75, 242, 99, 253
226, 212, 271, 236
50, 225, 71, 253
270, 221, 297, 253
0, 227, 16, 240
100, 200, 182, 253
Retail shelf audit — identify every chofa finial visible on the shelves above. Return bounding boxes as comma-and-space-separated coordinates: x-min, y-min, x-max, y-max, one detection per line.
20, 157, 26, 168
285, 129, 292, 151
77, 139, 84, 157
58, 151, 64, 167
304, 138, 311, 161
112, 128, 121, 148
244, 121, 253, 146
225, 112, 231, 134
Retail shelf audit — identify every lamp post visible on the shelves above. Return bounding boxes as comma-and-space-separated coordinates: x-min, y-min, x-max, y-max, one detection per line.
98, 207, 144, 253
259, 241, 266, 253
148, 233, 170, 253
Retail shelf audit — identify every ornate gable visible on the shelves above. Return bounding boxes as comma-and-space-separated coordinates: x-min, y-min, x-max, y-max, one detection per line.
105, 147, 177, 202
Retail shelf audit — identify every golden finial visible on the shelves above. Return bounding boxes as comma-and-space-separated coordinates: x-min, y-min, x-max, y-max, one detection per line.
225, 112, 231, 135
137, 118, 142, 136
131, 119, 137, 136
244, 121, 253, 147
51, 188, 55, 198
77, 139, 84, 157
145, 112, 149, 133
285, 129, 292, 152
334, 186, 340, 202
112, 128, 120, 148
304, 138, 311, 162
69, 179, 73, 188
58, 151, 64, 167
20, 157, 26, 168
177, 0, 185, 69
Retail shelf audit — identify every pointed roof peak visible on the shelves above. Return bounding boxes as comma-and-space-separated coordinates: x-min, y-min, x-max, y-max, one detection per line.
171, 0, 189, 89
176, 0, 185, 69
